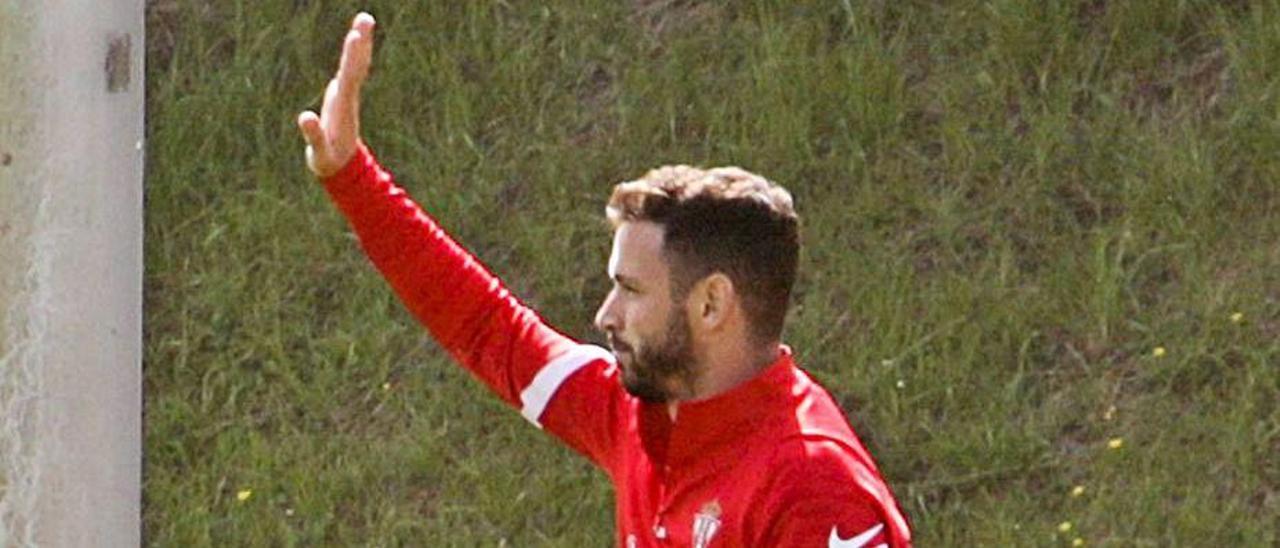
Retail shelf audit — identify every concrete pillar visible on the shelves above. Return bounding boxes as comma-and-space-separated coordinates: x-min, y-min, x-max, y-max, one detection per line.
0, 1, 144, 546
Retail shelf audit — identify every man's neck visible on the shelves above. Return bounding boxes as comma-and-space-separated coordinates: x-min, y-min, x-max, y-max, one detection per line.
667, 342, 781, 420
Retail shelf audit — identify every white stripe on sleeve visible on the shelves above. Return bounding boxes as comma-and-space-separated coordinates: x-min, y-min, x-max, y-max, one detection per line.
519, 344, 614, 428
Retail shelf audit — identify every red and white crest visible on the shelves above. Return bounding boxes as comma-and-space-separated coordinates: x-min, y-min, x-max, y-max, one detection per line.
692, 500, 723, 548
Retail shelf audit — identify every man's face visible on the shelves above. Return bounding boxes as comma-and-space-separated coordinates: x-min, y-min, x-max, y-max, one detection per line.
594, 222, 697, 403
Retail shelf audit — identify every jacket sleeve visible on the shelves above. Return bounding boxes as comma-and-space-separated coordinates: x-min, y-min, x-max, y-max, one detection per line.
321, 144, 623, 469
751, 439, 911, 548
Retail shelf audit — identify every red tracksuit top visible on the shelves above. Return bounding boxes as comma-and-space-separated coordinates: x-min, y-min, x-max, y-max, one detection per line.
322, 144, 912, 547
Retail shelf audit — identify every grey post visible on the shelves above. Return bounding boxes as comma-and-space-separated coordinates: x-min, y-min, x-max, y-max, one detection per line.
0, 0, 144, 545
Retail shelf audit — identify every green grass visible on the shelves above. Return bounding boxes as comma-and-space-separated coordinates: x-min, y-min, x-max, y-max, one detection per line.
144, 0, 1279, 545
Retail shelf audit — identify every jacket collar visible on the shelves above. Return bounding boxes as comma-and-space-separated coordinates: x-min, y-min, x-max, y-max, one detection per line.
639, 345, 801, 467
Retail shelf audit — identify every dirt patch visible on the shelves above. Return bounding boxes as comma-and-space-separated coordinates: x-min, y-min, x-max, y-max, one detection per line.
567, 63, 618, 147
629, 0, 726, 46
144, 0, 182, 75
1124, 46, 1230, 121
145, 0, 222, 76
1054, 181, 1125, 229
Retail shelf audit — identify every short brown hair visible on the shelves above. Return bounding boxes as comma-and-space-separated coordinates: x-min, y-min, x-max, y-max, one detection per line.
606, 165, 800, 345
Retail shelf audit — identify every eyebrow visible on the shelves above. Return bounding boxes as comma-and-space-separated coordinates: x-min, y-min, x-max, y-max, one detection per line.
613, 273, 643, 288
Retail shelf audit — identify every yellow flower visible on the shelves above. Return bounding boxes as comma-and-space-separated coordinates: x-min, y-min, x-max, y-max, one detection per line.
236, 489, 253, 502
1070, 485, 1085, 498
1152, 347, 1166, 358
1058, 521, 1073, 533
1073, 538, 1085, 546
1107, 438, 1124, 450
382, 382, 392, 391
1230, 312, 1243, 323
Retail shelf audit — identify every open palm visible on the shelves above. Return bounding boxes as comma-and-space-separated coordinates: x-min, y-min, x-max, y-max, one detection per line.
297, 12, 375, 178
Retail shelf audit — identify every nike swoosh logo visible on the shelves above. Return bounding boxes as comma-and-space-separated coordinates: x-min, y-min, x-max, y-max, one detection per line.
828, 522, 885, 548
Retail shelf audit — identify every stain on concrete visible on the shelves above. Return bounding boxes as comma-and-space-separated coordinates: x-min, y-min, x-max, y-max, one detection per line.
2, 152, 11, 166
105, 33, 130, 93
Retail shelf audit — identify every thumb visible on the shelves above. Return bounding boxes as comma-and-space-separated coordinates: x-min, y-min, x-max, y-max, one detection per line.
297, 111, 328, 176
297, 110, 326, 151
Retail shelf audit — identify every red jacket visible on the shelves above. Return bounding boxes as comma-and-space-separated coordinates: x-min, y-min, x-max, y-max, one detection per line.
323, 144, 912, 547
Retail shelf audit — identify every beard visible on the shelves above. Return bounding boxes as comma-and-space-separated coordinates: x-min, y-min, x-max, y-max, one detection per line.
610, 311, 696, 404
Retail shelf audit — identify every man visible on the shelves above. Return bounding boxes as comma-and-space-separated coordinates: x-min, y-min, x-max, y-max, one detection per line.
298, 13, 911, 547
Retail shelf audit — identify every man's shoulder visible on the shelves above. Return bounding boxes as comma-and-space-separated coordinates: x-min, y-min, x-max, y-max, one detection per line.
765, 433, 871, 481
762, 370, 890, 497
744, 435, 887, 538
754, 431, 900, 531
778, 365, 866, 444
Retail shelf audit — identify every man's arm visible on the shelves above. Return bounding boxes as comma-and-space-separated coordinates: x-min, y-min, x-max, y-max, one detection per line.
296, 13, 623, 469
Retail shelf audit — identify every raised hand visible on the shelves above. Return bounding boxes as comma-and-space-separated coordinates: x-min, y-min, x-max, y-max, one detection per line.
297, 12, 376, 178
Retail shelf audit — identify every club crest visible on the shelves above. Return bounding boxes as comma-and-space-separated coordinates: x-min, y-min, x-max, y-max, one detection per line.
692, 500, 723, 548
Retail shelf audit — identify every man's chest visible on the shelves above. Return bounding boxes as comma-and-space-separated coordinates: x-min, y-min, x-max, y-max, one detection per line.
613, 439, 773, 548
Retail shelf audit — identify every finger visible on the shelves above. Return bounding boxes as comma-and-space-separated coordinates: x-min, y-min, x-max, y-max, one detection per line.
353, 12, 376, 36
320, 78, 340, 127
337, 17, 375, 99
337, 32, 369, 98
349, 12, 376, 77
297, 111, 326, 151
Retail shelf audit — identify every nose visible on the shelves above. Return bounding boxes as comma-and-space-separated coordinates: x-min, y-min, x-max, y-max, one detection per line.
594, 289, 619, 334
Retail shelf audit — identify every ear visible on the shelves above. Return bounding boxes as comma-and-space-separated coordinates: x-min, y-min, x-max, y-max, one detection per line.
688, 272, 735, 330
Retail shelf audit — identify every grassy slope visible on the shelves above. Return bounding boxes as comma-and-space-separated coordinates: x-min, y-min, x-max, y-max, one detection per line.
144, 1, 1278, 545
